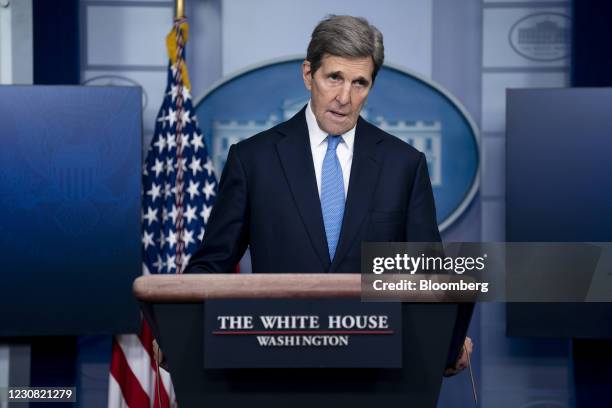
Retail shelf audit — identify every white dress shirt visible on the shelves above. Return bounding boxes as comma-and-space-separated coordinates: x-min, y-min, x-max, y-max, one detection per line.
305, 101, 355, 198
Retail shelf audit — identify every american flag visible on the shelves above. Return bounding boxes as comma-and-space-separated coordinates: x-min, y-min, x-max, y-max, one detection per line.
108, 19, 217, 408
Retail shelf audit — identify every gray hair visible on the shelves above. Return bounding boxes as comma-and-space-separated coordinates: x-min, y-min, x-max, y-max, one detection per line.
306, 15, 384, 83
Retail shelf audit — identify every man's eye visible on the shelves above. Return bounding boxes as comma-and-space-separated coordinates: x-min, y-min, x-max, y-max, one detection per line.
329, 74, 339, 81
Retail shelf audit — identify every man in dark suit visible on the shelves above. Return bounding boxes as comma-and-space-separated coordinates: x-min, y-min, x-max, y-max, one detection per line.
184, 15, 472, 375
186, 15, 439, 275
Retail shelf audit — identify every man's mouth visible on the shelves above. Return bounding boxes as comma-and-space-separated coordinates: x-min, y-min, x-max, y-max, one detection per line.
328, 110, 348, 118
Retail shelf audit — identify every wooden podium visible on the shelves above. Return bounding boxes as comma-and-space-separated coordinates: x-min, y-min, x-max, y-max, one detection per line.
134, 274, 460, 408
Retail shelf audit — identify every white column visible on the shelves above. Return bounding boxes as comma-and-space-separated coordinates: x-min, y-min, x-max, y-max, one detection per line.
0, 1, 33, 402
0, 0, 12, 84
0, 346, 7, 408
0, 0, 32, 84
0, 1, 11, 402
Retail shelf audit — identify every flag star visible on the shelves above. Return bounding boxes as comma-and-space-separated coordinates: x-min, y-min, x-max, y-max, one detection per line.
198, 227, 205, 242
203, 158, 215, 176
169, 205, 179, 224
179, 133, 190, 149
156, 109, 167, 128
146, 182, 161, 202
151, 158, 164, 178
166, 254, 176, 272
175, 157, 187, 173
183, 228, 195, 247
143, 206, 158, 226
168, 84, 179, 102
167, 108, 177, 128
186, 180, 200, 200
163, 183, 173, 199
165, 158, 175, 175
202, 180, 216, 200
162, 206, 169, 223
153, 136, 167, 154
191, 133, 204, 152
142, 231, 155, 250
153, 254, 164, 273
183, 252, 192, 266
200, 204, 212, 223
182, 86, 191, 101
166, 133, 177, 151
167, 229, 178, 249
180, 110, 191, 127
184, 204, 198, 224
188, 157, 202, 176
138, 56, 220, 276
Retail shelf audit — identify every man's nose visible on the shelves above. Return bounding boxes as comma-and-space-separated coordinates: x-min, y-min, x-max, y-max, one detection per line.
336, 83, 351, 105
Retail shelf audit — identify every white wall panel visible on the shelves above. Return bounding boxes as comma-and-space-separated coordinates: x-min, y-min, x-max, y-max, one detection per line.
89, 0, 171, 2
85, 5, 172, 67
82, 69, 166, 140
483, 7, 570, 68
480, 317, 571, 407
221, 0, 432, 78
481, 199, 505, 241
481, 136, 505, 198
0, 3, 12, 84
482, 71, 567, 132
184, 0, 223, 100
485, 0, 568, 3
0, 345, 7, 408
9, 0, 32, 84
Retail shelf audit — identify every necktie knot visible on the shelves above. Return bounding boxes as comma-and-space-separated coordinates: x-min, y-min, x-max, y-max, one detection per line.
327, 135, 342, 151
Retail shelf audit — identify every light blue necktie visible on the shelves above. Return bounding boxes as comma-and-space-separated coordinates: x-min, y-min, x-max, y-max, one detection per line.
321, 135, 345, 261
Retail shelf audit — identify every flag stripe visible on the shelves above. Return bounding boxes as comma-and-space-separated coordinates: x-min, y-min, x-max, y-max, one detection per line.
158, 368, 175, 403
109, 339, 150, 408
116, 334, 153, 395
153, 371, 171, 408
140, 321, 171, 407
108, 373, 130, 408
148, 343, 171, 407
139, 320, 155, 360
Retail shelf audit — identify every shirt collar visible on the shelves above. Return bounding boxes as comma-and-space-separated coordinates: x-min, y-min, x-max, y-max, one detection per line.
305, 100, 356, 152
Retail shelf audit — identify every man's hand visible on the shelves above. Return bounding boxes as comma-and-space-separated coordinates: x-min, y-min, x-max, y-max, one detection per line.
152, 339, 169, 371
444, 337, 473, 377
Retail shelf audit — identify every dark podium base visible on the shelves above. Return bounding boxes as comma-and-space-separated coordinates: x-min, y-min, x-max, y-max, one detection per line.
145, 302, 459, 408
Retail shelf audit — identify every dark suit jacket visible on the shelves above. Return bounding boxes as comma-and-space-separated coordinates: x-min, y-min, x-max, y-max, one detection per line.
186, 106, 440, 274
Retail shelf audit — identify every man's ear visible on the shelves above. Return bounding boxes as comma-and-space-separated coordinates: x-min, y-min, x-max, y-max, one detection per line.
302, 60, 313, 91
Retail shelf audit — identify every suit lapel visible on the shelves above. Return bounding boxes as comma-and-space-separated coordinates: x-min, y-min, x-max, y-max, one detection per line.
276, 108, 330, 271
331, 118, 383, 271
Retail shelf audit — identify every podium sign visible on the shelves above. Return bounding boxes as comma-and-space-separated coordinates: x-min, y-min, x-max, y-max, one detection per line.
204, 299, 401, 368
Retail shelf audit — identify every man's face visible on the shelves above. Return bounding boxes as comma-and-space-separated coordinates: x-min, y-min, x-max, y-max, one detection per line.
302, 54, 374, 136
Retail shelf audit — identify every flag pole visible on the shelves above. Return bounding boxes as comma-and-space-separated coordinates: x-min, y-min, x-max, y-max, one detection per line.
176, 0, 184, 19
